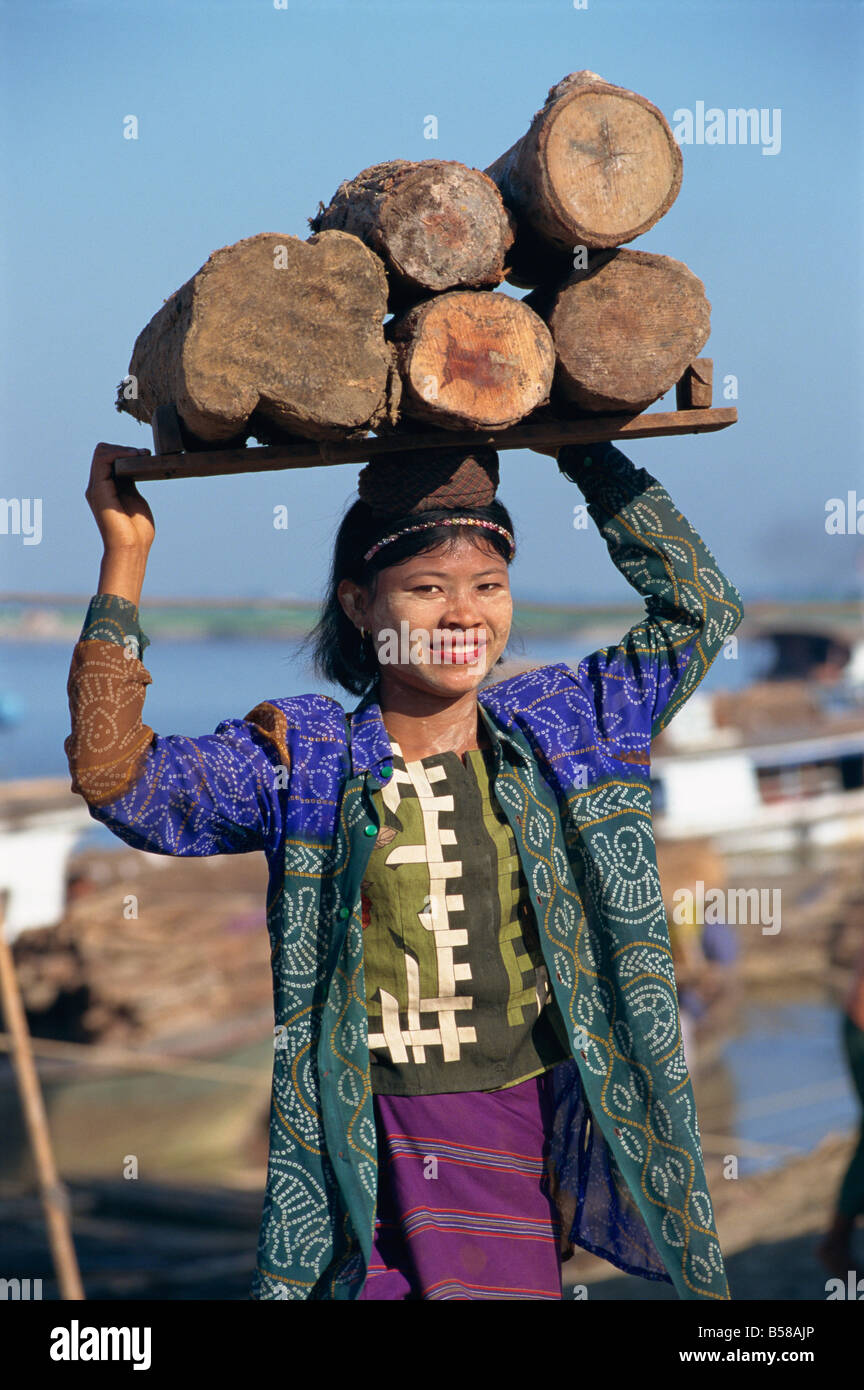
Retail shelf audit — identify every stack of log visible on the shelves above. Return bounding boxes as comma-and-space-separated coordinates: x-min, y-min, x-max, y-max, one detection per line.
116, 71, 711, 450
13, 852, 273, 1047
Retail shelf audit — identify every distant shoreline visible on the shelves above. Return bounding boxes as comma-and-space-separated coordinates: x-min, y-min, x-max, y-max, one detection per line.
1, 597, 859, 644
0, 599, 643, 644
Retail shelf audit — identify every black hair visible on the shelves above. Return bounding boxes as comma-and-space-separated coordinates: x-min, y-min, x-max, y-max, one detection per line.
301, 496, 517, 696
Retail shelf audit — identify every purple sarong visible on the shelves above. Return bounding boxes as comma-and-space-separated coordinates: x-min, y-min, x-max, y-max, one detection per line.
358, 1070, 563, 1300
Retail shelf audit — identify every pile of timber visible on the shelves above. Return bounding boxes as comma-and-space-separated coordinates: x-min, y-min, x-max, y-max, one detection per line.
116, 71, 710, 450
12, 851, 273, 1047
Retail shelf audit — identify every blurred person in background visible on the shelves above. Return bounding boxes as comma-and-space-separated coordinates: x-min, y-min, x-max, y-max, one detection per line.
818, 933, 864, 1277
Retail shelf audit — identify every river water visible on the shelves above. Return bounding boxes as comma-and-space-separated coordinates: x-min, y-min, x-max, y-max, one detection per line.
694, 993, 860, 1178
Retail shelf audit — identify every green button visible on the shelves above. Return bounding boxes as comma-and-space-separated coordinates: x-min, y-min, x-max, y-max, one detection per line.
364, 823, 377, 836
380, 763, 392, 778
584, 454, 593, 466
338, 906, 350, 919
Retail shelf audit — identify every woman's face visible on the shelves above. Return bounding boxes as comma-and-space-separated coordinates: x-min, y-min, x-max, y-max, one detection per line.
340, 534, 513, 700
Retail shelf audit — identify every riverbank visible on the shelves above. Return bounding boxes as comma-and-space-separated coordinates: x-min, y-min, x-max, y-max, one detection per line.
2, 1131, 858, 1300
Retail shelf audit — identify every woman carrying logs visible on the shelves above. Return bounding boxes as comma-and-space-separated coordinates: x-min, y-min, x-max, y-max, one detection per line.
65, 437, 742, 1301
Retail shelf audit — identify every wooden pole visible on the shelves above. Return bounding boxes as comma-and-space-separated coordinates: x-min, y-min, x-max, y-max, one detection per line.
0, 892, 85, 1299
114, 406, 737, 484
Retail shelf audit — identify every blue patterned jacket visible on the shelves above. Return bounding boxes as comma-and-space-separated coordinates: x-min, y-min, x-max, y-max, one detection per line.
64, 442, 743, 1300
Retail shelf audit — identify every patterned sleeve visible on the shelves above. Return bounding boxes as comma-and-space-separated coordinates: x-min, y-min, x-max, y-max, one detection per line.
79, 591, 151, 657
64, 594, 290, 858
559, 441, 744, 740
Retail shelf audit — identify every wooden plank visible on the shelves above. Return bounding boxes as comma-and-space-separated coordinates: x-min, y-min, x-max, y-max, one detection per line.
114, 407, 737, 483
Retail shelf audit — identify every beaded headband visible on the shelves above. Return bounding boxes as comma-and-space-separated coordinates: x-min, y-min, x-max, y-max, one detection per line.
362, 516, 516, 564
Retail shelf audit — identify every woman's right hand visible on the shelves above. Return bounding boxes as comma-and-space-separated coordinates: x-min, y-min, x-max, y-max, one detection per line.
86, 442, 155, 552
87, 443, 155, 605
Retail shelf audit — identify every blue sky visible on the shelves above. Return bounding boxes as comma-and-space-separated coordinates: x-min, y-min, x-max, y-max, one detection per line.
1, 0, 862, 605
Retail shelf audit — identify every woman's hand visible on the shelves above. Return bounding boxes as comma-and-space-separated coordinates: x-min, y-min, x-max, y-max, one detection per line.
86, 442, 154, 606
87, 442, 154, 551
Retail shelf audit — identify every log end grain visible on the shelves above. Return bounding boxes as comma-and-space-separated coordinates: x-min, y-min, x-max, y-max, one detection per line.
541, 84, 683, 245
486, 70, 683, 251
531, 248, 711, 413
380, 161, 515, 294
390, 289, 556, 431
312, 159, 515, 300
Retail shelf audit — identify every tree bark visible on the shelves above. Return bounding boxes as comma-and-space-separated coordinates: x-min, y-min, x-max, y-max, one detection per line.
525, 249, 711, 413
309, 160, 515, 306
387, 289, 555, 430
115, 231, 399, 444
485, 70, 683, 277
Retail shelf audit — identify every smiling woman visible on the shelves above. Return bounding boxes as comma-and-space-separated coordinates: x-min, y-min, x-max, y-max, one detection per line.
303, 446, 517, 762
65, 434, 743, 1301
303, 446, 516, 714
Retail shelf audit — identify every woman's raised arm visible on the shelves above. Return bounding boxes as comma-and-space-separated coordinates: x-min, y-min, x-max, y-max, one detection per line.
555, 440, 744, 742
64, 444, 288, 860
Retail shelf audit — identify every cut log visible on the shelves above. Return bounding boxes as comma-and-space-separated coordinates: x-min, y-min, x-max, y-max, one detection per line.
524, 249, 711, 414
485, 70, 683, 277
309, 160, 515, 305
115, 231, 398, 444
387, 290, 555, 430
